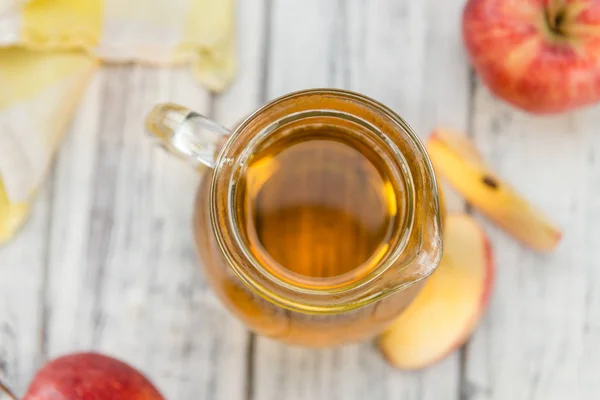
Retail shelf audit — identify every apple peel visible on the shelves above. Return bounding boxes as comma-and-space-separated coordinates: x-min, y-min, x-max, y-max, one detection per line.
463, 0, 600, 114
427, 128, 562, 252
379, 214, 494, 370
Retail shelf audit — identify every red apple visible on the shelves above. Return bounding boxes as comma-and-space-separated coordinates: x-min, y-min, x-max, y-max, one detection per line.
10, 353, 164, 400
463, 0, 600, 114
379, 214, 494, 370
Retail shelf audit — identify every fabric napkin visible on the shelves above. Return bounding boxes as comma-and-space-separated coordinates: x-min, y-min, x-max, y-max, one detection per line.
0, 0, 235, 244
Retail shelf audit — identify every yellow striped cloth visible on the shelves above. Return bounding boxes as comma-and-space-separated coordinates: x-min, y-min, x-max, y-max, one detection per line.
0, 0, 235, 244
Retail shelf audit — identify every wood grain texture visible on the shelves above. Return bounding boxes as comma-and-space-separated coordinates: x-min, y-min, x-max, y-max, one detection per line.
0, 187, 49, 394
465, 87, 600, 399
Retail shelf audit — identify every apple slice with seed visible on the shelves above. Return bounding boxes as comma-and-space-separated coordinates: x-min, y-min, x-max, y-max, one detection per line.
379, 214, 494, 370
427, 128, 561, 252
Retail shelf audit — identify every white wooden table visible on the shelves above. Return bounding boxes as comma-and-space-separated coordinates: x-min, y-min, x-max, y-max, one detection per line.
1, 1, 599, 399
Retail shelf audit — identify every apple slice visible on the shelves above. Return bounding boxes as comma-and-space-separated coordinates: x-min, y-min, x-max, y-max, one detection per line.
379, 214, 494, 370
427, 128, 561, 252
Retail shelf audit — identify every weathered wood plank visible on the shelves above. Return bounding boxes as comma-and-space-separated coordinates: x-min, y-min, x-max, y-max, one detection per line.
465, 88, 600, 399
253, 1, 470, 399
0, 187, 50, 394
265, 0, 340, 98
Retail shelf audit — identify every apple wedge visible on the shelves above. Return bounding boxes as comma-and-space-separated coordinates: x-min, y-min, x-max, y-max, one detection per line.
427, 128, 561, 252
379, 214, 494, 370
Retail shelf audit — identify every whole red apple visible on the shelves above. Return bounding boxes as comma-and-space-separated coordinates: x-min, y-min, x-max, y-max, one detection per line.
21, 353, 165, 400
463, 0, 600, 114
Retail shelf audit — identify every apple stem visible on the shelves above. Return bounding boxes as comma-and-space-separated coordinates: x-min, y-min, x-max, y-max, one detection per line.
0, 379, 18, 400
546, 0, 565, 32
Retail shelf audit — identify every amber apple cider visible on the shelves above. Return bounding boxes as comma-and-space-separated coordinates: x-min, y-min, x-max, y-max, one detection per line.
194, 123, 424, 346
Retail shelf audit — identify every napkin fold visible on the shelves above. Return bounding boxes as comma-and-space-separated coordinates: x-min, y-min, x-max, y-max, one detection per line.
0, 0, 235, 244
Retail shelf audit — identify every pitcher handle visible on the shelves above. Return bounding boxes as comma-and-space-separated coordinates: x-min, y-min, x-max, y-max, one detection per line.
145, 103, 231, 169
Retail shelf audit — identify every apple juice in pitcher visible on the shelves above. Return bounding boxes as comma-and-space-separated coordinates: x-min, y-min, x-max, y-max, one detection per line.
147, 89, 443, 346
242, 132, 396, 280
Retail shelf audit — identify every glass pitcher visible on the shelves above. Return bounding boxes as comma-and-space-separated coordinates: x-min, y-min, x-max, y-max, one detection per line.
146, 89, 442, 347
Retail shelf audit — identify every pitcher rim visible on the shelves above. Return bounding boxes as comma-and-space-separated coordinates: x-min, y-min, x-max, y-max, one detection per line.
207, 88, 441, 314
